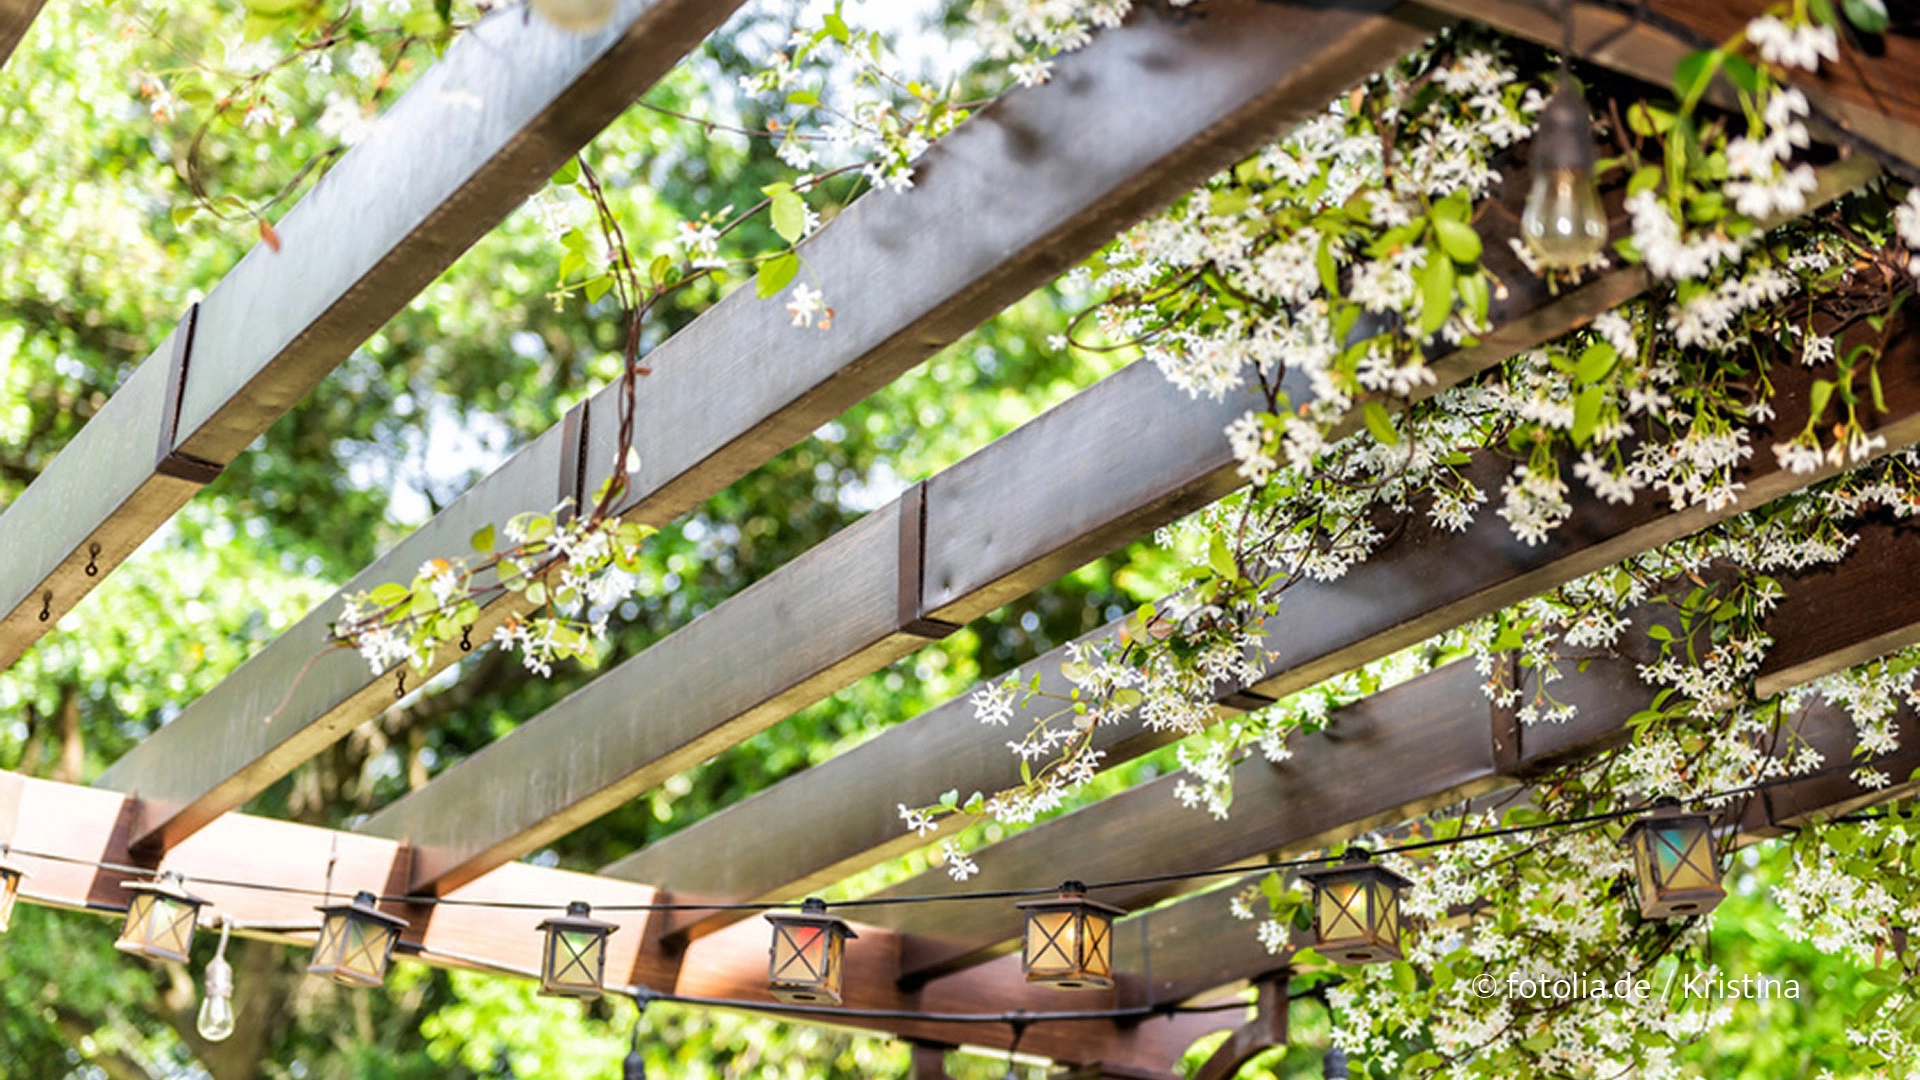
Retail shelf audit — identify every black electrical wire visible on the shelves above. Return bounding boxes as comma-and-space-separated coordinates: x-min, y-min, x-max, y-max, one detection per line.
0, 759, 1885, 917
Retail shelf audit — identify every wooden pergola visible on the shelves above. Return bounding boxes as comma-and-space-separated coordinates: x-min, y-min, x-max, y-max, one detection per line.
5, 0, 1920, 1074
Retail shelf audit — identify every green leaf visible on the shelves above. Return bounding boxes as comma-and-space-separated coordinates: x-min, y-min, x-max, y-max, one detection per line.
1844, 0, 1890, 33
1363, 400, 1399, 446
786, 89, 821, 107
1673, 49, 1720, 105
1316, 236, 1341, 296
471, 524, 496, 553
649, 254, 673, 285
368, 583, 410, 609
823, 9, 850, 42
1419, 252, 1454, 337
1809, 378, 1836, 421
769, 185, 808, 244
170, 203, 200, 230
1208, 534, 1238, 581
552, 158, 580, 187
1434, 218, 1482, 264
1808, 0, 1841, 28
584, 274, 615, 304
756, 252, 800, 299
1431, 190, 1471, 225
1574, 341, 1618, 385
1572, 385, 1604, 445
1721, 52, 1761, 94
1627, 164, 1663, 197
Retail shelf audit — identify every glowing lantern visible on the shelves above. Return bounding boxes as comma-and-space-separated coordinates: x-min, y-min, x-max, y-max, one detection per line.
1016, 882, 1125, 990
1297, 849, 1410, 965
538, 900, 618, 999
308, 891, 407, 988
1622, 799, 1726, 920
765, 898, 856, 1005
116, 870, 207, 963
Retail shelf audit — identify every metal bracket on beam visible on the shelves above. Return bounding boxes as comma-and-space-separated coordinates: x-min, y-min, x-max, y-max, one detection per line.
897, 482, 962, 640
154, 303, 225, 485
559, 399, 590, 524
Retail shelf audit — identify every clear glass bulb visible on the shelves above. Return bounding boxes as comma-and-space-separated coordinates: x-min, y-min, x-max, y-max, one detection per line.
197, 954, 236, 1042
1521, 166, 1609, 268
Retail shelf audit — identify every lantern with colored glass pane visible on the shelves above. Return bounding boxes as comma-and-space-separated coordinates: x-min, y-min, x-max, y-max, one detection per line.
765, 898, 855, 1004
0, 846, 24, 933
1297, 849, 1410, 965
1622, 799, 1725, 920
1016, 882, 1124, 990
308, 891, 407, 987
116, 870, 207, 963
538, 900, 617, 999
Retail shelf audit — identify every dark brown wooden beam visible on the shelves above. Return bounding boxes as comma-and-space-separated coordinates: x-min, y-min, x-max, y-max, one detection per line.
0, 0, 742, 678
608, 275, 1901, 937
354, 0, 1475, 895
0, 0, 44, 69
98, 0, 1445, 857
885, 509, 1920, 980
1411, 0, 1920, 170
0, 771, 1221, 1072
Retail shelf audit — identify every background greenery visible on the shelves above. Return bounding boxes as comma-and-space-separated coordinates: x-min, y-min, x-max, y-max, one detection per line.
0, 1, 1873, 1077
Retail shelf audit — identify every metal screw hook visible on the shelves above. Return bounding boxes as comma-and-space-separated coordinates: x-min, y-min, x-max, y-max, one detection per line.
37, 591, 51, 622
395, 670, 406, 699
85, 542, 101, 577
459, 624, 473, 653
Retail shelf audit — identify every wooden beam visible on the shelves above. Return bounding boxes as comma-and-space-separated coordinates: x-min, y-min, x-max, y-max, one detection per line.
97, 0, 1445, 856
607, 269, 1903, 934
1191, 975, 1288, 1080
885, 510, 1920, 982
1409, 0, 1920, 170
354, 0, 1492, 894
0, 0, 44, 70
0, 770, 1220, 1071
1, 0, 741, 670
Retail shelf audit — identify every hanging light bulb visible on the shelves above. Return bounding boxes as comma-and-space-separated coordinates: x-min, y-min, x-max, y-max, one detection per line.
197, 920, 237, 1043
529, 0, 618, 34
1520, 73, 1609, 269
1324, 1045, 1350, 1079
622, 1014, 647, 1080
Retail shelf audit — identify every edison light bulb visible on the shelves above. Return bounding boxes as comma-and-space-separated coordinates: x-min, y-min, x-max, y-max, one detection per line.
197, 951, 236, 1042
1521, 77, 1608, 269
529, 0, 618, 33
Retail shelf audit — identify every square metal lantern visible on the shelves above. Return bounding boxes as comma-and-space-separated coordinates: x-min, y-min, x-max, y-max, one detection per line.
0, 847, 25, 934
538, 900, 618, 999
765, 898, 856, 1005
116, 870, 207, 963
1622, 800, 1726, 920
309, 891, 408, 988
1015, 882, 1126, 990
1297, 849, 1411, 965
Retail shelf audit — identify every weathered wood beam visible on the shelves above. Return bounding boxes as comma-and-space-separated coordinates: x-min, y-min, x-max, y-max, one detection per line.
355, 0, 1501, 895
0, 0, 44, 70
885, 509, 1920, 981
607, 243, 1898, 933
2, 0, 741, 667
0, 770, 1218, 1071
1410, 0, 1920, 170
97, 0, 1446, 856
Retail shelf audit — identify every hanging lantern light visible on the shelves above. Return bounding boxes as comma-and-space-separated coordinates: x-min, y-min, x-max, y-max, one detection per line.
308, 891, 408, 988
1297, 848, 1410, 965
1520, 72, 1609, 268
1621, 798, 1726, 919
0, 845, 25, 934
537, 900, 618, 999
1015, 881, 1125, 990
764, 897, 856, 1005
116, 870, 208, 963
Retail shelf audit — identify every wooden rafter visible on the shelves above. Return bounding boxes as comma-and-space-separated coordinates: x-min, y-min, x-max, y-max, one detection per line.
97, 0, 1446, 858
875, 509, 1920, 983
0, 0, 746, 672
605, 249, 1902, 941
0, 769, 1218, 1073
0, 0, 43, 71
